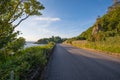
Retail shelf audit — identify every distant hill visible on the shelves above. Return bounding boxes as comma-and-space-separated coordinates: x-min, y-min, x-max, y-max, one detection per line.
35, 36, 67, 44
74, 3, 120, 41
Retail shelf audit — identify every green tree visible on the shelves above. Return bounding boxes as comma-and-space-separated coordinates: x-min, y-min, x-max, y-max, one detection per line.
6, 37, 25, 53
0, 0, 44, 49
0, 22, 18, 49
36, 36, 65, 44
0, 0, 44, 28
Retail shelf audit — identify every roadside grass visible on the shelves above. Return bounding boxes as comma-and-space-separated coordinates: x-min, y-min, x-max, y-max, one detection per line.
0, 43, 54, 80
72, 36, 120, 53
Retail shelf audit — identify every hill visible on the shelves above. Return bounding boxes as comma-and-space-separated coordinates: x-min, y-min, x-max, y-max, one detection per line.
76, 3, 120, 41
65, 3, 120, 53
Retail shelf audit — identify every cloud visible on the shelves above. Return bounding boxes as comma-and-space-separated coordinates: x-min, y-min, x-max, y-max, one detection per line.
35, 17, 61, 21
32, 17, 61, 27
16, 16, 61, 41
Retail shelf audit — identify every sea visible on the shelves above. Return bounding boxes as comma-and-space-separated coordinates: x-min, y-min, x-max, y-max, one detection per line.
24, 42, 45, 48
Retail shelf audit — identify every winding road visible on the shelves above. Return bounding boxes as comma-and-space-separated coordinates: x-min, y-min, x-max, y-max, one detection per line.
44, 44, 120, 80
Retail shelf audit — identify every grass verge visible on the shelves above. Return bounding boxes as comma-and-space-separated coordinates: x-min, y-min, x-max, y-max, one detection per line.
69, 36, 120, 54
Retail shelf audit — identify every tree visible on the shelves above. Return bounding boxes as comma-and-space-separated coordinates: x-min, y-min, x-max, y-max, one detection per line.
0, 0, 44, 49
6, 37, 26, 53
0, 22, 18, 49
0, 0, 44, 28
36, 36, 65, 44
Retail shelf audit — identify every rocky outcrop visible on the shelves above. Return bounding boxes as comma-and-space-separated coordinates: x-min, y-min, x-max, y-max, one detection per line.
92, 17, 102, 35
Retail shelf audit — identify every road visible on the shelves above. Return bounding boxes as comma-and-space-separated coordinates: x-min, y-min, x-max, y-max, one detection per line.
44, 44, 120, 80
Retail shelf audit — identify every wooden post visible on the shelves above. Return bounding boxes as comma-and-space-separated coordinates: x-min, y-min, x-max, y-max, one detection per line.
10, 70, 14, 80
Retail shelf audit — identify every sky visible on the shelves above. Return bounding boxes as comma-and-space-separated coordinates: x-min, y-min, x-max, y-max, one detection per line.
16, 0, 113, 41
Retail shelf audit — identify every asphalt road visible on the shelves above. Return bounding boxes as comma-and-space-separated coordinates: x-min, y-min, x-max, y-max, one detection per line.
44, 44, 120, 80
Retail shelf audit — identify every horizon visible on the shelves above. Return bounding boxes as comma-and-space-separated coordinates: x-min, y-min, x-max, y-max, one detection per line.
16, 0, 113, 41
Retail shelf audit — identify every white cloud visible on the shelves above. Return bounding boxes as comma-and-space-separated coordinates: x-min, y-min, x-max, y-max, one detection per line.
16, 16, 61, 41
35, 17, 61, 21
32, 17, 61, 27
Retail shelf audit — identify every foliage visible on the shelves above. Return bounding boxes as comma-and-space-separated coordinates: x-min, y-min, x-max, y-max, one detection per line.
0, 0, 44, 50
72, 36, 120, 53
0, 0, 46, 79
74, 4, 120, 41
48, 41, 56, 46
0, 0, 44, 27
36, 36, 67, 44
6, 37, 26, 52
0, 44, 54, 80
79, 27, 93, 41
0, 22, 18, 49
65, 3, 120, 53
65, 38, 76, 44
0, 37, 26, 62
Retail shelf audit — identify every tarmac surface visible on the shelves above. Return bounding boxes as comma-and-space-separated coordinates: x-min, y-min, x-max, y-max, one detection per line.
44, 44, 120, 80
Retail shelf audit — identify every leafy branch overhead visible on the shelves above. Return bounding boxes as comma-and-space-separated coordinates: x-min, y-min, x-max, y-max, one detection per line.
0, 0, 44, 49
0, 0, 45, 28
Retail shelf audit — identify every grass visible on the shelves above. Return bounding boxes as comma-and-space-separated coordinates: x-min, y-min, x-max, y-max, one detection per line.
71, 36, 120, 53
0, 43, 54, 80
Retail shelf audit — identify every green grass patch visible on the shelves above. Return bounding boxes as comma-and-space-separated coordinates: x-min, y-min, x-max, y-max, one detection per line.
72, 36, 120, 53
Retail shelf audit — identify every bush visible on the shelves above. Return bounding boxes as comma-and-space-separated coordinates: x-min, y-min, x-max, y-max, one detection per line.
0, 44, 54, 80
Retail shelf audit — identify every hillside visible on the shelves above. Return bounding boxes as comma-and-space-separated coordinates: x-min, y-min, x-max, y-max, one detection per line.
65, 3, 120, 53
76, 3, 120, 41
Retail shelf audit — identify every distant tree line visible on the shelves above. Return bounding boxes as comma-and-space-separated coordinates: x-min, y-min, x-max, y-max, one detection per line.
35, 36, 67, 44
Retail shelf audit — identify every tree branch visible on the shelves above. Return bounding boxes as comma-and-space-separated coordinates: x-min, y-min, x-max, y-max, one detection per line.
8, 1, 22, 22
13, 15, 29, 29
9, 9, 24, 24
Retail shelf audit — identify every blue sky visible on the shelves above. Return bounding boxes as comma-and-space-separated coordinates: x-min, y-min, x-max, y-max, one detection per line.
16, 0, 113, 41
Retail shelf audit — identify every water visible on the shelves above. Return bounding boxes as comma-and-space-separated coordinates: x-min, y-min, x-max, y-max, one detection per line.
24, 42, 45, 48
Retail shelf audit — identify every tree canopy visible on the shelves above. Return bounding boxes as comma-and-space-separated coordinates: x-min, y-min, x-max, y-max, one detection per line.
0, 0, 44, 49
0, 0, 44, 28
0, 0, 45, 61
36, 36, 67, 44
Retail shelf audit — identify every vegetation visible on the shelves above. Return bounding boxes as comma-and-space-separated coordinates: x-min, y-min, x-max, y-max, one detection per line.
0, 44, 54, 80
72, 36, 120, 53
76, 4, 120, 41
0, 0, 49, 79
0, 0, 44, 52
65, 3, 120, 53
36, 36, 67, 44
